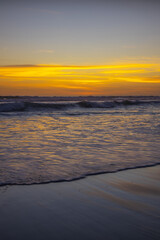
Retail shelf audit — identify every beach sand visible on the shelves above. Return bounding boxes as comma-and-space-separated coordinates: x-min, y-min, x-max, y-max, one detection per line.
0, 165, 160, 240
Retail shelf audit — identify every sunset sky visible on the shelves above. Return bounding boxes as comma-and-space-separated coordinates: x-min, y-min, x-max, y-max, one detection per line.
0, 0, 160, 96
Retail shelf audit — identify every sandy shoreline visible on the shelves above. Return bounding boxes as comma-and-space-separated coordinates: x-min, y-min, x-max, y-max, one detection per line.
0, 165, 160, 240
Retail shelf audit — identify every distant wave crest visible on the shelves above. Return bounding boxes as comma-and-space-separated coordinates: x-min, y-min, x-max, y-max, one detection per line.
0, 102, 26, 112
0, 99, 159, 112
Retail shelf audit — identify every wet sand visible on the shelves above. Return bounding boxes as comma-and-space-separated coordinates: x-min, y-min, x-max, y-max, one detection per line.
0, 165, 160, 240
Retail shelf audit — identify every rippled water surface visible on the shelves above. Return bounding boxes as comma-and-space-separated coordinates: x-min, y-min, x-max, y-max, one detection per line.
0, 96, 160, 185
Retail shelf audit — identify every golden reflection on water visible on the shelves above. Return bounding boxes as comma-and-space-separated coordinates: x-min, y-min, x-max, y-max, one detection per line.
0, 105, 160, 184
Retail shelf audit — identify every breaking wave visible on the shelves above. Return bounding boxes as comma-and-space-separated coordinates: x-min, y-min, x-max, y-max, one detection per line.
0, 99, 159, 112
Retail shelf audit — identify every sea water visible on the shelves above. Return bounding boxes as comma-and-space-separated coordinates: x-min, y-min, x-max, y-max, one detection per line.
0, 96, 160, 185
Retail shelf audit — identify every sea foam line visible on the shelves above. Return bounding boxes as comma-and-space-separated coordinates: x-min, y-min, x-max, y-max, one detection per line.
0, 162, 159, 187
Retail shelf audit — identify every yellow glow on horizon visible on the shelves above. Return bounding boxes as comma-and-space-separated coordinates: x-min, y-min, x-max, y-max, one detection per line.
0, 63, 160, 96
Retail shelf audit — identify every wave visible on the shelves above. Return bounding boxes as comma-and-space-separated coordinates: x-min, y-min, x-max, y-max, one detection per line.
0, 99, 159, 112
0, 162, 159, 187
0, 102, 26, 112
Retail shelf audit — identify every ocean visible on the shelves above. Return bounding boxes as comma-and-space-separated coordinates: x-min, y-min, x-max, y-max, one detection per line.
0, 96, 160, 186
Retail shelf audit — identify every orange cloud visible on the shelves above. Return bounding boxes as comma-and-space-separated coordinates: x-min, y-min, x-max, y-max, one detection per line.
0, 63, 159, 96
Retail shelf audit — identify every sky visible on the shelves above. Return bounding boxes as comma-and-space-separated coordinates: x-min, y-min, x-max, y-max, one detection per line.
0, 0, 160, 96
